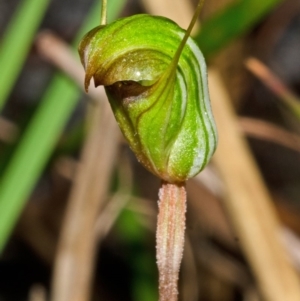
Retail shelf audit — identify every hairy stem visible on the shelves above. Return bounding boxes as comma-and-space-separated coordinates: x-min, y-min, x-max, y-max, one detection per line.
156, 181, 187, 301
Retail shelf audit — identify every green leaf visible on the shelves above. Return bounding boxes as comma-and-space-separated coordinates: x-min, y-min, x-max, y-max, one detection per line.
0, 0, 51, 110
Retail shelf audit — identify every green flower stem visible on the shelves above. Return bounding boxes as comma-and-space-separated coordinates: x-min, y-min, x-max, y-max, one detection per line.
156, 182, 186, 301
100, 0, 107, 25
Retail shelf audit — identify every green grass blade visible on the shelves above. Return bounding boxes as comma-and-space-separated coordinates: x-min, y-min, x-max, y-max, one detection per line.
195, 0, 282, 56
0, 0, 51, 110
0, 0, 126, 253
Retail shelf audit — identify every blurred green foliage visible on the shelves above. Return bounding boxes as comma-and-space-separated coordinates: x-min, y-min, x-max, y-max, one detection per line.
116, 208, 158, 301
196, 0, 282, 56
0, 0, 51, 110
0, 0, 126, 252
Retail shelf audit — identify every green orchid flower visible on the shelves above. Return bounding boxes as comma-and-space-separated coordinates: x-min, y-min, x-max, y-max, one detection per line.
78, 13, 217, 183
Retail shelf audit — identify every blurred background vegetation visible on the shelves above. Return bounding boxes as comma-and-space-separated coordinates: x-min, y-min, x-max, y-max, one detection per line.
0, 0, 300, 300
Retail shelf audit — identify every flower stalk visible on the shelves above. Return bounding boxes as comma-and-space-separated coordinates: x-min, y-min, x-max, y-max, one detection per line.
156, 182, 187, 301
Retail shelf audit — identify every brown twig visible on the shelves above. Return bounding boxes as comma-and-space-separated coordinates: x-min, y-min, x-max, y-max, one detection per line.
36, 32, 102, 100
209, 68, 300, 301
95, 152, 133, 240
36, 32, 120, 301
245, 57, 297, 100
245, 57, 300, 117
51, 101, 119, 301
156, 182, 187, 301
239, 117, 300, 153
